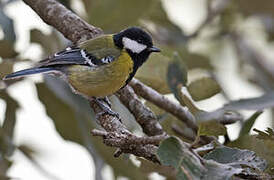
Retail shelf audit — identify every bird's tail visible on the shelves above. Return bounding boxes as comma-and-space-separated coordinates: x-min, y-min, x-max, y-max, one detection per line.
3, 67, 57, 80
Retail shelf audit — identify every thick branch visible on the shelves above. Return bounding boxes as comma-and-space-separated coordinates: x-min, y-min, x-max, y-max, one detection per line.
89, 100, 160, 163
91, 129, 167, 146
116, 86, 164, 136
130, 79, 198, 131
23, 0, 103, 43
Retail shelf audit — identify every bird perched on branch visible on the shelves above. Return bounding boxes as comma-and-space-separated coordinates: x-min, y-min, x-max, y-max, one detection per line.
3, 27, 160, 116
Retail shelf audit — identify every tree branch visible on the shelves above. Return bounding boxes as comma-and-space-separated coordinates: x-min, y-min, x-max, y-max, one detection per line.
23, 0, 103, 43
89, 100, 164, 163
130, 78, 198, 131
116, 86, 164, 136
91, 129, 167, 146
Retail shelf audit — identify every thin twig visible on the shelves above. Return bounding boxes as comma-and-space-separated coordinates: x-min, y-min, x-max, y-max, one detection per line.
91, 129, 168, 146
130, 78, 198, 131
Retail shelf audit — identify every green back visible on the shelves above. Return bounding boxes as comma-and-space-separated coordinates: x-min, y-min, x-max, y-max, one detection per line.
79, 35, 121, 60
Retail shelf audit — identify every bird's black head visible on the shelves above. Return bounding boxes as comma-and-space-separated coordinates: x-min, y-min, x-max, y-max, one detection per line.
113, 27, 160, 85
114, 27, 160, 65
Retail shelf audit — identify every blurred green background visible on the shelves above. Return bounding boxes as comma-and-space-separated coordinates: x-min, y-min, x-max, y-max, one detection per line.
0, 0, 274, 179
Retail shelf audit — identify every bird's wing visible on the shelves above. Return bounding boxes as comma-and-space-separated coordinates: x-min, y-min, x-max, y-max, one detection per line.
37, 35, 121, 68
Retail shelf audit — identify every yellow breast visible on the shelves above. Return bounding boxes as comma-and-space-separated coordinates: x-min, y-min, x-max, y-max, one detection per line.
66, 50, 133, 97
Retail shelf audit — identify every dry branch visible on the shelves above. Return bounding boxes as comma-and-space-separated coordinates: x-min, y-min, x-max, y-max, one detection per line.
23, 0, 102, 43
87, 88, 162, 163
116, 86, 164, 136
130, 78, 198, 131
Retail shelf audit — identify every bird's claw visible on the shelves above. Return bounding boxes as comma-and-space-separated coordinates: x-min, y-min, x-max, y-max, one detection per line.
96, 110, 119, 119
94, 97, 121, 121
102, 97, 112, 108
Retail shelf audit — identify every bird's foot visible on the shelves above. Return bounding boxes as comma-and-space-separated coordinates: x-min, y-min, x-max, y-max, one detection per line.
95, 110, 120, 120
94, 97, 120, 120
97, 97, 112, 107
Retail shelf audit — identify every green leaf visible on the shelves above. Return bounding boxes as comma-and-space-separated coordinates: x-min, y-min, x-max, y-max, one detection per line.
204, 146, 267, 171
228, 135, 274, 175
203, 146, 272, 179
167, 52, 188, 100
187, 77, 221, 101
136, 53, 171, 94
198, 120, 227, 136
254, 128, 274, 141
157, 137, 206, 179
239, 111, 263, 136
157, 137, 184, 168
156, 137, 260, 180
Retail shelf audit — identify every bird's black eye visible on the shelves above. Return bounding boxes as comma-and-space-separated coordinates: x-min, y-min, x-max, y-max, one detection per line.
137, 39, 142, 43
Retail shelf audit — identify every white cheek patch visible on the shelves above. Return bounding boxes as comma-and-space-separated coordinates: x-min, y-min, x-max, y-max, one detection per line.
122, 37, 147, 53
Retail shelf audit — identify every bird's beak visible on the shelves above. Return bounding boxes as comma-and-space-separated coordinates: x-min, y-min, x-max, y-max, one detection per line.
149, 46, 161, 53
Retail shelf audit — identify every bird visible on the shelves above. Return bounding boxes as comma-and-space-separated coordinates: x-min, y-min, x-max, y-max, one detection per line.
3, 27, 161, 116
